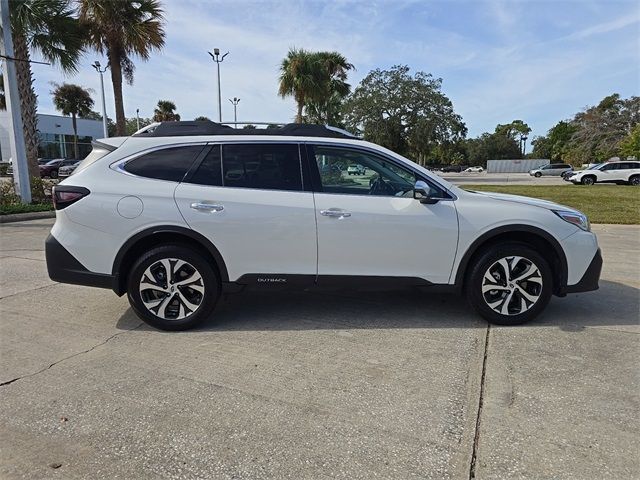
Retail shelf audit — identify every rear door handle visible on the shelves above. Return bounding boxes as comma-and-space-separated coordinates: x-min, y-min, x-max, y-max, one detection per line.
190, 202, 224, 213
320, 208, 351, 218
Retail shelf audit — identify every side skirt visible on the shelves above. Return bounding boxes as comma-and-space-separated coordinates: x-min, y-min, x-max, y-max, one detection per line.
222, 274, 457, 293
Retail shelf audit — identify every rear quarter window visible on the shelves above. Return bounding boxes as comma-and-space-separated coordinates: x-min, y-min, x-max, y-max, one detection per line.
123, 145, 205, 182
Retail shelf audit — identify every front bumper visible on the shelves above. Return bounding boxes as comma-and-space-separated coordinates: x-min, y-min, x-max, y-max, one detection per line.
561, 248, 602, 294
45, 234, 117, 290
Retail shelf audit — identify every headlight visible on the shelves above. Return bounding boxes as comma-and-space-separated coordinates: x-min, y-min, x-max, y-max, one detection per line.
553, 210, 590, 231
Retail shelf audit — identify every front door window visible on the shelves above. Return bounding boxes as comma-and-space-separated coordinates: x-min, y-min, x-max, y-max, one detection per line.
313, 145, 419, 197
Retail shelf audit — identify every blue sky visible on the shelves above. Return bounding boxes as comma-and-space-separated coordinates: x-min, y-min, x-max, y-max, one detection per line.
31, 0, 640, 141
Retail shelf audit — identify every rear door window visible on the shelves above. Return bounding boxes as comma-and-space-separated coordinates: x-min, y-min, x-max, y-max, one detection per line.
189, 146, 222, 186
123, 145, 205, 182
220, 144, 302, 191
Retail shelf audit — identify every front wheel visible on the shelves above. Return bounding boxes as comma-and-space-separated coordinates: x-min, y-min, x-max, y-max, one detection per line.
581, 176, 595, 185
466, 243, 553, 325
50, 170, 59, 179
127, 245, 219, 330
534, 172, 542, 178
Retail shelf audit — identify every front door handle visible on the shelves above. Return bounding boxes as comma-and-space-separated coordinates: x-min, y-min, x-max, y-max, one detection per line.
320, 208, 351, 218
190, 202, 224, 213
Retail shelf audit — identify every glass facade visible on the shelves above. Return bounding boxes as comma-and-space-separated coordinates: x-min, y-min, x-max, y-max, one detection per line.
38, 133, 94, 160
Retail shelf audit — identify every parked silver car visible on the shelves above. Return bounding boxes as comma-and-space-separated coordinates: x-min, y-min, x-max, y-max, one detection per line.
529, 163, 573, 177
58, 160, 82, 178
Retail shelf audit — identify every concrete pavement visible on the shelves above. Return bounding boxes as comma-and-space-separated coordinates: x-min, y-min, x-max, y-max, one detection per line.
0, 219, 638, 479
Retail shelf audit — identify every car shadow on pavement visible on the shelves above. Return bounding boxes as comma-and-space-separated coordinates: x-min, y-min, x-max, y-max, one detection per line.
115, 280, 639, 332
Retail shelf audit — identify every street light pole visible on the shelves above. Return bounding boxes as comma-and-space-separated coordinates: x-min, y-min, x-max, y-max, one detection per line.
207, 48, 229, 123
136, 109, 140, 131
229, 97, 240, 127
92, 61, 109, 138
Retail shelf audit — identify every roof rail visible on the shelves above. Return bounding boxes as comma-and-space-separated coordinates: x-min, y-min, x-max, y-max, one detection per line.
132, 120, 361, 140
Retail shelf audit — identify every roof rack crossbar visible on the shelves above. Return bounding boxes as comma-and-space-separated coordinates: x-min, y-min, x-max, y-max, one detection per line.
132, 120, 361, 139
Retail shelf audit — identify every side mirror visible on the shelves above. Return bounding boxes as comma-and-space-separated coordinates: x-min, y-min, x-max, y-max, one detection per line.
413, 180, 439, 204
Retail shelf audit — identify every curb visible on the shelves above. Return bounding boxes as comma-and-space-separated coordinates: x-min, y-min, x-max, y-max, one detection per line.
0, 210, 55, 224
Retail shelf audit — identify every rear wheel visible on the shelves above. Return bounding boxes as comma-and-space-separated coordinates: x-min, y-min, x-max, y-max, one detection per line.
127, 245, 219, 330
466, 243, 553, 325
581, 176, 595, 185
629, 175, 640, 186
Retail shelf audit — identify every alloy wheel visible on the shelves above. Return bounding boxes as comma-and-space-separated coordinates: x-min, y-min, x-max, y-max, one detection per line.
481, 256, 543, 316
138, 258, 205, 320
582, 177, 594, 185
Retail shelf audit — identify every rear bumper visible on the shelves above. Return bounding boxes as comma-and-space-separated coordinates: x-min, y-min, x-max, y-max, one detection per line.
561, 248, 602, 294
45, 234, 118, 291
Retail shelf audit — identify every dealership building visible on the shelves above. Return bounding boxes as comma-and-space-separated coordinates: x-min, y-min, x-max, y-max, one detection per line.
0, 111, 103, 162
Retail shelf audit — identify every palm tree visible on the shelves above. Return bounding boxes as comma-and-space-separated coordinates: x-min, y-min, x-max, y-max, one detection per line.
313, 51, 353, 124
278, 48, 322, 123
278, 49, 354, 124
8, 0, 84, 179
51, 83, 94, 159
79, 0, 166, 136
153, 100, 180, 122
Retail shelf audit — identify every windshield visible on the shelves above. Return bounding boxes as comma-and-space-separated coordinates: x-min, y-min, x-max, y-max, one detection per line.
587, 163, 604, 170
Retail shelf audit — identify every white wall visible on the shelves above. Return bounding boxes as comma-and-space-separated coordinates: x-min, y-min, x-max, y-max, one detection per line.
487, 159, 550, 173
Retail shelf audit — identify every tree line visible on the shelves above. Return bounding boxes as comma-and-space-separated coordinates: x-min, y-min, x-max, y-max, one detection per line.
277, 49, 639, 166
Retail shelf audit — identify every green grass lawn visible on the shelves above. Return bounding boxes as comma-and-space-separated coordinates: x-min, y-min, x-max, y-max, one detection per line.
463, 184, 640, 225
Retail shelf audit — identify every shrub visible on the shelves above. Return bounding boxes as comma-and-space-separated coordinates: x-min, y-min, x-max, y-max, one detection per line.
0, 181, 20, 206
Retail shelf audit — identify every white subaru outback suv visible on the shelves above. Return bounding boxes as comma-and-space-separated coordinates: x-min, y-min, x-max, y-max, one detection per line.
566, 160, 640, 185
46, 122, 602, 330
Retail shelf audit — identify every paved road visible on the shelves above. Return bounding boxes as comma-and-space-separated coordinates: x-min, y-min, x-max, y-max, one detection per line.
0, 219, 638, 479
438, 172, 567, 185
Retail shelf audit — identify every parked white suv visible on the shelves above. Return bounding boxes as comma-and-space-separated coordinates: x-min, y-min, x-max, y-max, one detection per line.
347, 164, 366, 175
46, 122, 602, 330
567, 161, 640, 185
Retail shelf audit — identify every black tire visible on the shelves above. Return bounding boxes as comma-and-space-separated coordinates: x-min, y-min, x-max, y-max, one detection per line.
581, 175, 595, 185
50, 170, 58, 179
629, 175, 640, 186
534, 172, 542, 178
127, 244, 219, 331
465, 243, 553, 325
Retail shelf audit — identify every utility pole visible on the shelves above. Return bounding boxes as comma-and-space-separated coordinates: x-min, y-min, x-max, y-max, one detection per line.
1, 0, 31, 203
229, 97, 240, 128
136, 108, 140, 131
208, 48, 228, 123
92, 61, 109, 138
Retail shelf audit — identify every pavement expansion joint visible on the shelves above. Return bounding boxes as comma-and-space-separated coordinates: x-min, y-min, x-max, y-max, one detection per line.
0, 322, 144, 388
469, 324, 490, 479
0, 283, 58, 301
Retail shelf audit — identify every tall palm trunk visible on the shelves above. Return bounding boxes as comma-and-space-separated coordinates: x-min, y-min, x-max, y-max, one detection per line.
13, 32, 41, 180
71, 113, 78, 159
296, 102, 303, 124
109, 51, 126, 136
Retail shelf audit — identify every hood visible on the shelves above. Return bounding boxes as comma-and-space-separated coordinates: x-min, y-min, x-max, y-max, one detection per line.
473, 190, 575, 212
